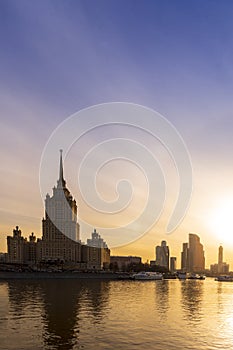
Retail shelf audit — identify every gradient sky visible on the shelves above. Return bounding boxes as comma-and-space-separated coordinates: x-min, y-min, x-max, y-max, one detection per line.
1, 0, 233, 268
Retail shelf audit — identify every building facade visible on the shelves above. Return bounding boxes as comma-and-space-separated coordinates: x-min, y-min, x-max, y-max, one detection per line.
81, 229, 110, 269
210, 245, 229, 275
181, 233, 205, 273
155, 240, 169, 270
170, 257, 177, 273
7, 226, 26, 264
110, 256, 142, 271
181, 242, 189, 272
87, 229, 108, 248
6, 151, 110, 270
40, 150, 81, 263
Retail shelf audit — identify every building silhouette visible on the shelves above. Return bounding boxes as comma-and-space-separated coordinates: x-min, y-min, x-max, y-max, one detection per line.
82, 229, 110, 270
39, 150, 81, 263
110, 256, 141, 271
181, 242, 189, 272
155, 240, 169, 270
170, 257, 177, 273
218, 245, 223, 266
7, 226, 26, 264
181, 233, 205, 273
210, 245, 229, 275
87, 229, 108, 248
6, 151, 110, 269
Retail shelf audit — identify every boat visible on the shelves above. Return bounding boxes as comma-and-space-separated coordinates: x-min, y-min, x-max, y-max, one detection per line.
177, 272, 187, 280
215, 275, 233, 282
163, 273, 177, 279
132, 271, 163, 280
188, 273, 206, 280
199, 275, 206, 280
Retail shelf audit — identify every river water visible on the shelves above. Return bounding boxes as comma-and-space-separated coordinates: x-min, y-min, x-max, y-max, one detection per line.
0, 278, 232, 350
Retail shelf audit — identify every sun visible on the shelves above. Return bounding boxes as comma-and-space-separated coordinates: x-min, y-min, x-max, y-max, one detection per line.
209, 199, 233, 245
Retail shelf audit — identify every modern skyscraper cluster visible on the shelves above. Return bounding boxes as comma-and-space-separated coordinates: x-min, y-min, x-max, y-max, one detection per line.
151, 242, 176, 273
181, 233, 205, 273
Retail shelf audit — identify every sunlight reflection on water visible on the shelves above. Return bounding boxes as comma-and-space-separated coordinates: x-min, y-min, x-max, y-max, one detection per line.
0, 278, 232, 350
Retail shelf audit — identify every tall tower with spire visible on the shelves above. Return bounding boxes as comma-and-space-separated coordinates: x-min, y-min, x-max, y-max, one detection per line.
40, 150, 81, 263
218, 245, 223, 273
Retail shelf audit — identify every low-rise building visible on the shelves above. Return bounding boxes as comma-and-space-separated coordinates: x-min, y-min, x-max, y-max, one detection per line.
110, 256, 141, 271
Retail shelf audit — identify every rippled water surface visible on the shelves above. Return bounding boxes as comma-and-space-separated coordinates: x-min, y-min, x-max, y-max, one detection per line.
0, 278, 233, 349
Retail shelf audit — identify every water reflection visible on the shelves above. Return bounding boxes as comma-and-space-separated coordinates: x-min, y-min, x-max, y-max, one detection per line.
7, 279, 110, 350
40, 280, 81, 350
4, 279, 233, 350
180, 280, 203, 322
8, 280, 43, 315
0, 283, 9, 328
154, 280, 170, 320
82, 281, 110, 323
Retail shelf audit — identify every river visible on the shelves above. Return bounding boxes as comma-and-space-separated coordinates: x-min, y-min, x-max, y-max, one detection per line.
0, 278, 232, 349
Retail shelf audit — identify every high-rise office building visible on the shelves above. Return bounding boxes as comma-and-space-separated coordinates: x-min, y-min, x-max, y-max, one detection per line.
218, 245, 223, 265
155, 240, 169, 270
181, 242, 189, 272
170, 257, 177, 273
218, 245, 223, 273
188, 233, 205, 272
181, 233, 205, 273
214, 245, 229, 274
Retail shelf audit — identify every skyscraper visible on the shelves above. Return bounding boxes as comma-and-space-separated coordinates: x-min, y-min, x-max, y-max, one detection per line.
181, 234, 205, 273
181, 242, 189, 272
6, 151, 110, 269
218, 245, 223, 264
40, 150, 81, 263
218, 245, 223, 273
155, 240, 169, 270
188, 233, 205, 273
170, 257, 177, 273
217, 245, 229, 274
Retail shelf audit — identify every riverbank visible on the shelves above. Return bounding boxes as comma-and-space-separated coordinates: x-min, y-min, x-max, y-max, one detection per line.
0, 271, 121, 280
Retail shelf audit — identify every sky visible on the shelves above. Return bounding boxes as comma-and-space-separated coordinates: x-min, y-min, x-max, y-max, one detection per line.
1, 0, 233, 268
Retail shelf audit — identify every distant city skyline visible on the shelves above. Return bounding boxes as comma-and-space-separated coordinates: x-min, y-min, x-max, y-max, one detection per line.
1, 1, 233, 268
2, 3, 233, 350
0, 149, 232, 270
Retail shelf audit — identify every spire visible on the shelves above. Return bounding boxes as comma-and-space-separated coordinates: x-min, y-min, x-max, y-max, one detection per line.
58, 149, 66, 187
59, 149, 64, 181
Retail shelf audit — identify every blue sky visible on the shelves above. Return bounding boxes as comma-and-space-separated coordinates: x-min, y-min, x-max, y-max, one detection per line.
1, 0, 233, 114
1, 1, 233, 151
1, 0, 233, 265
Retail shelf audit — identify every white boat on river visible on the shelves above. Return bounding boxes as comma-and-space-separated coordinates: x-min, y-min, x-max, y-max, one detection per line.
132, 271, 163, 280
